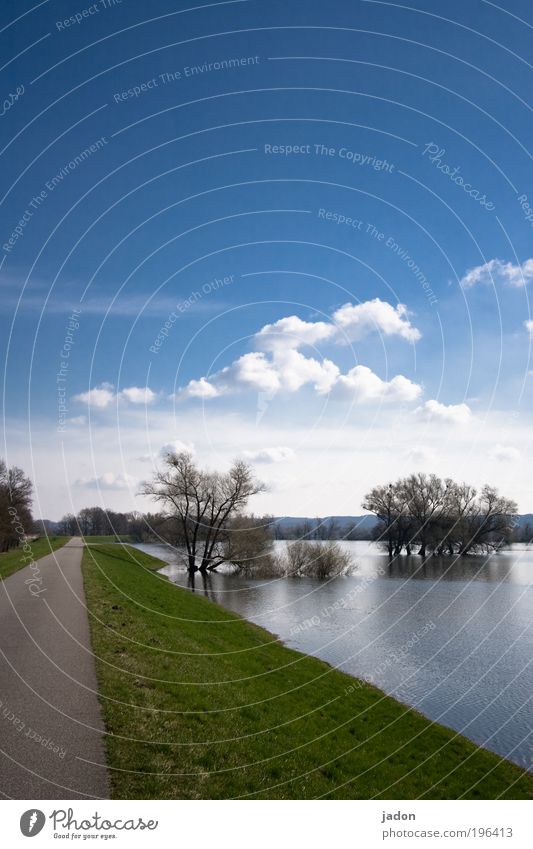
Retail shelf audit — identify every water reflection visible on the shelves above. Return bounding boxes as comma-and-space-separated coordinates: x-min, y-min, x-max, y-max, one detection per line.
187, 568, 217, 600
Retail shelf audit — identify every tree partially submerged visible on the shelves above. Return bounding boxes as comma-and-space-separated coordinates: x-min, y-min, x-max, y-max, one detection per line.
363, 473, 517, 557
142, 452, 266, 573
222, 514, 276, 576
281, 540, 353, 578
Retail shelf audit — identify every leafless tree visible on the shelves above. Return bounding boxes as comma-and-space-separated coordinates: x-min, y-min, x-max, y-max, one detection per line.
141, 452, 265, 573
223, 514, 275, 575
363, 474, 517, 557
0, 460, 33, 551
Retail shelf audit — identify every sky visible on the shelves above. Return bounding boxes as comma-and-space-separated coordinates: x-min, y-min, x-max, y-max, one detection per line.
1, 0, 533, 519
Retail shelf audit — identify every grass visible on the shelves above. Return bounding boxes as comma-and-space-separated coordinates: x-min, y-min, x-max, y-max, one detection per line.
0, 535, 69, 580
82, 543, 533, 800
82, 534, 131, 543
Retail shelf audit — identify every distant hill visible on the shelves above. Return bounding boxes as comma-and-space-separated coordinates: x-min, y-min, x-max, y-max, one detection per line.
272, 514, 533, 540
272, 515, 377, 539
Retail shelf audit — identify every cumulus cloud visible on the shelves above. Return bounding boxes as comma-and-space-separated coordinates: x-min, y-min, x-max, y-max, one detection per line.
255, 315, 335, 352
415, 399, 472, 425
255, 299, 421, 350
181, 351, 420, 405
182, 350, 340, 399
180, 300, 423, 405
331, 366, 422, 402
333, 299, 421, 342
460, 258, 533, 289
120, 386, 157, 404
182, 377, 221, 399
160, 440, 195, 457
138, 440, 195, 463
76, 472, 137, 490
524, 319, 533, 337
73, 382, 115, 409
243, 446, 295, 463
73, 383, 157, 408
488, 444, 521, 463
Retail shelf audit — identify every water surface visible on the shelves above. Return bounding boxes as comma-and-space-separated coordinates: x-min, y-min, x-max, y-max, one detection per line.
132, 540, 533, 770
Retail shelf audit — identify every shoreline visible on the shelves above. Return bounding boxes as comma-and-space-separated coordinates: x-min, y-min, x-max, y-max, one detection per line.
81, 542, 533, 799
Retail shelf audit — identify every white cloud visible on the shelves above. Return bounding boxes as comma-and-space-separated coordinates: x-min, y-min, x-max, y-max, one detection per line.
415, 399, 472, 425
226, 352, 281, 394
255, 315, 335, 352
73, 382, 116, 409
73, 383, 156, 408
460, 258, 533, 289
76, 472, 137, 490
275, 350, 339, 394
181, 350, 419, 405
183, 350, 340, 399
180, 300, 423, 405
182, 377, 221, 399
524, 320, 533, 337
120, 386, 156, 404
333, 299, 421, 342
332, 366, 422, 403
254, 299, 421, 352
138, 440, 195, 463
488, 444, 521, 463
243, 446, 295, 463
160, 440, 195, 457
66, 416, 86, 426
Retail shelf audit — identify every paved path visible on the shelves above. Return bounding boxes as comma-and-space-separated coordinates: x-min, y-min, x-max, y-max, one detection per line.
0, 538, 109, 799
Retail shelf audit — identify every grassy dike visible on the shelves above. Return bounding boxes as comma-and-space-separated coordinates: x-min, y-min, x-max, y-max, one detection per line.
82, 543, 533, 800
0, 535, 68, 580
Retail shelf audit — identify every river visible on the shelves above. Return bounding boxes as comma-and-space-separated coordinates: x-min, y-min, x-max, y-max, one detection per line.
131, 540, 533, 770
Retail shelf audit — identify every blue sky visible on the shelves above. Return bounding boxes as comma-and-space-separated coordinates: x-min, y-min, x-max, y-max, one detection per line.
1, 0, 532, 517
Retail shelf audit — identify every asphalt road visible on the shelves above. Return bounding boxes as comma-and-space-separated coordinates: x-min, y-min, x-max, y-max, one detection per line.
0, 538, 109, 799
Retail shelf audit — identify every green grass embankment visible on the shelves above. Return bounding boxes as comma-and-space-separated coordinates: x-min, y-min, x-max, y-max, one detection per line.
0, 535, 69, 580
82, 535, 131, 543
82, 543, 533, 800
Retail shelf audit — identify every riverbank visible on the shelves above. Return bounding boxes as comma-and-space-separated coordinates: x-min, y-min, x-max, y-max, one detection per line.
0, 535, 68, 580
82, 543, 533, 799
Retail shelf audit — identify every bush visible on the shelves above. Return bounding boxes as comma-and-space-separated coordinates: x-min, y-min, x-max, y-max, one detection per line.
282, 540, 353, 579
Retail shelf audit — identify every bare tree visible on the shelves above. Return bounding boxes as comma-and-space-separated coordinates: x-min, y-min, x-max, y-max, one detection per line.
363, 483, 406, 556
456, 485, 517, 555
363, 475, 517, 557
223, 514, 275, 575
141, 452, 265, 573
399, 473, 449, 557
0, 460, 33, 551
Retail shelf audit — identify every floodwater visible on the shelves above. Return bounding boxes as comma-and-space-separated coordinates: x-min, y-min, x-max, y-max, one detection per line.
132, 540, 533, 770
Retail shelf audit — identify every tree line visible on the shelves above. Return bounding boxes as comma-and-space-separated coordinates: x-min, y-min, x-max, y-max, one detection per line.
1, 455, 525, 575
0, 460, 33, 552
363, 473, 518, 557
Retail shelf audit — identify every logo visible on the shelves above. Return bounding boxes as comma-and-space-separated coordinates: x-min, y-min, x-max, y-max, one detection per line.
20, 810, 46, 837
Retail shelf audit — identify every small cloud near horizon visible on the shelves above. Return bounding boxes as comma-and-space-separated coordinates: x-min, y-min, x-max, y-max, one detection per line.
243, 446, 295, 463
415, 399, 472, 425
75, 472, 138, 490
488, 444, 521, 463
